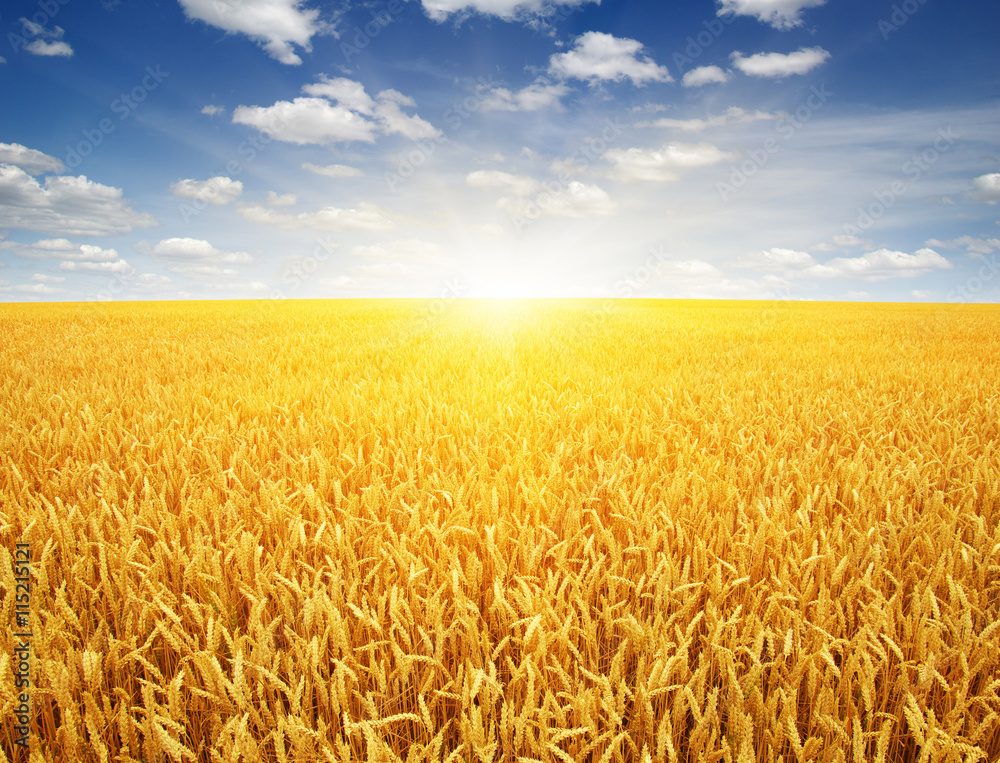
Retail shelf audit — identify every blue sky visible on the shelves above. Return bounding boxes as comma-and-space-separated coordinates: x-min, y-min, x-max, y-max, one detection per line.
1, 0, 998, 302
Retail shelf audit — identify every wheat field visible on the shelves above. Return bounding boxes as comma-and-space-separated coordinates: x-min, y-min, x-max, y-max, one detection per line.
1, 298, 999, 763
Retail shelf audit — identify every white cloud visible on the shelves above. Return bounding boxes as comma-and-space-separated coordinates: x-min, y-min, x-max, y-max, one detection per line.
18, 19, 74, 57
0, 165, 157, 236
201, 105, 225, 117
652, 260, 790, 299
803, 248, 952, 281
266, 191, 298, 206
303, 77, 376, 113
603, 142, 735, 183
469, 223, 505, 238
681, 66, 730, 88
717, 0, 827, 30
176, 0, 324, 65
833, 235, 864, 247
166, 264, 240, 279
466, 170, 542, 196
970, 173, 1000, 204
911, 290, 932, 298
170, 176, 243, 206
731, 47, 830, 78
480, 81, 569, 112
137, 237, 253, 265
233, 77, 439, 146
925, 235, 1000, 258
14, 282, 64, 294
0, 142, 64, 175
636, 106, 777, 132
350, 261, 410, 279
59, 259, 136, 275
237, 202, 395, 231
302, 162, 365, 178
0, 56, 6, 64
0, 238, 122, 262
350, 239, 447, 263
549, 32, 672, 86
25, 40, 73, 57
29, 273, 66, 283
234, 98, 374, 144
497, 181, 617, 219
728, 248, 816, 271
418, 0, 597, 22
371, 92, 441, 141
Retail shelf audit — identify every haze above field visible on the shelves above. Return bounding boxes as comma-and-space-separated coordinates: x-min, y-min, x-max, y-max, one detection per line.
0, 0, 998, 302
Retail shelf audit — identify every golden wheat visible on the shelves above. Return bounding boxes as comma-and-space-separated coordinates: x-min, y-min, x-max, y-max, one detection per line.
1, 298, 999, 762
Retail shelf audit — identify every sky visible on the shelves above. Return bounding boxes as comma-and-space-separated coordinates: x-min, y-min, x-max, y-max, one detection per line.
1, 0, 998, 303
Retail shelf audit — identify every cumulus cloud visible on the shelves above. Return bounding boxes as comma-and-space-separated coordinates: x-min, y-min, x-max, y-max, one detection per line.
0, 165, 157, 236
166, 264, 240, 279
29, 273, 66, 283
970, 173, 1000, 204
925, 235, 1000, 258
234, 98, 376, 144
233, 77, 439, 145
731, 47, 830, 78
0, 142, 64, 175
717, 0, 827, 30
636, 106, 777, 132
14, 283, 64, 294
497, 181, 617, 219
18, 19, 74, 57
370, 90, 441, 140
466, 170, 542, 196
350, 239, 447, 263
603, 142, 735, 182
59, 259, 136, 275
681, 66, 730, 88
201, 105, 225, 117
549, 32, 672, 86
237, 202, 395, 231
176, 0, 325, 65
417, 0, 597, 22
802, 248, 952, 281
170, 176, 243, 206
26, 40, 73, 56
136, 237, 253, 265
302, 162, 365, 178
728, 248, 817, 271
833, 235, 865, 248
480, 81, 569, 112
0, 238, 122, 262
266, 191, 298, 206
